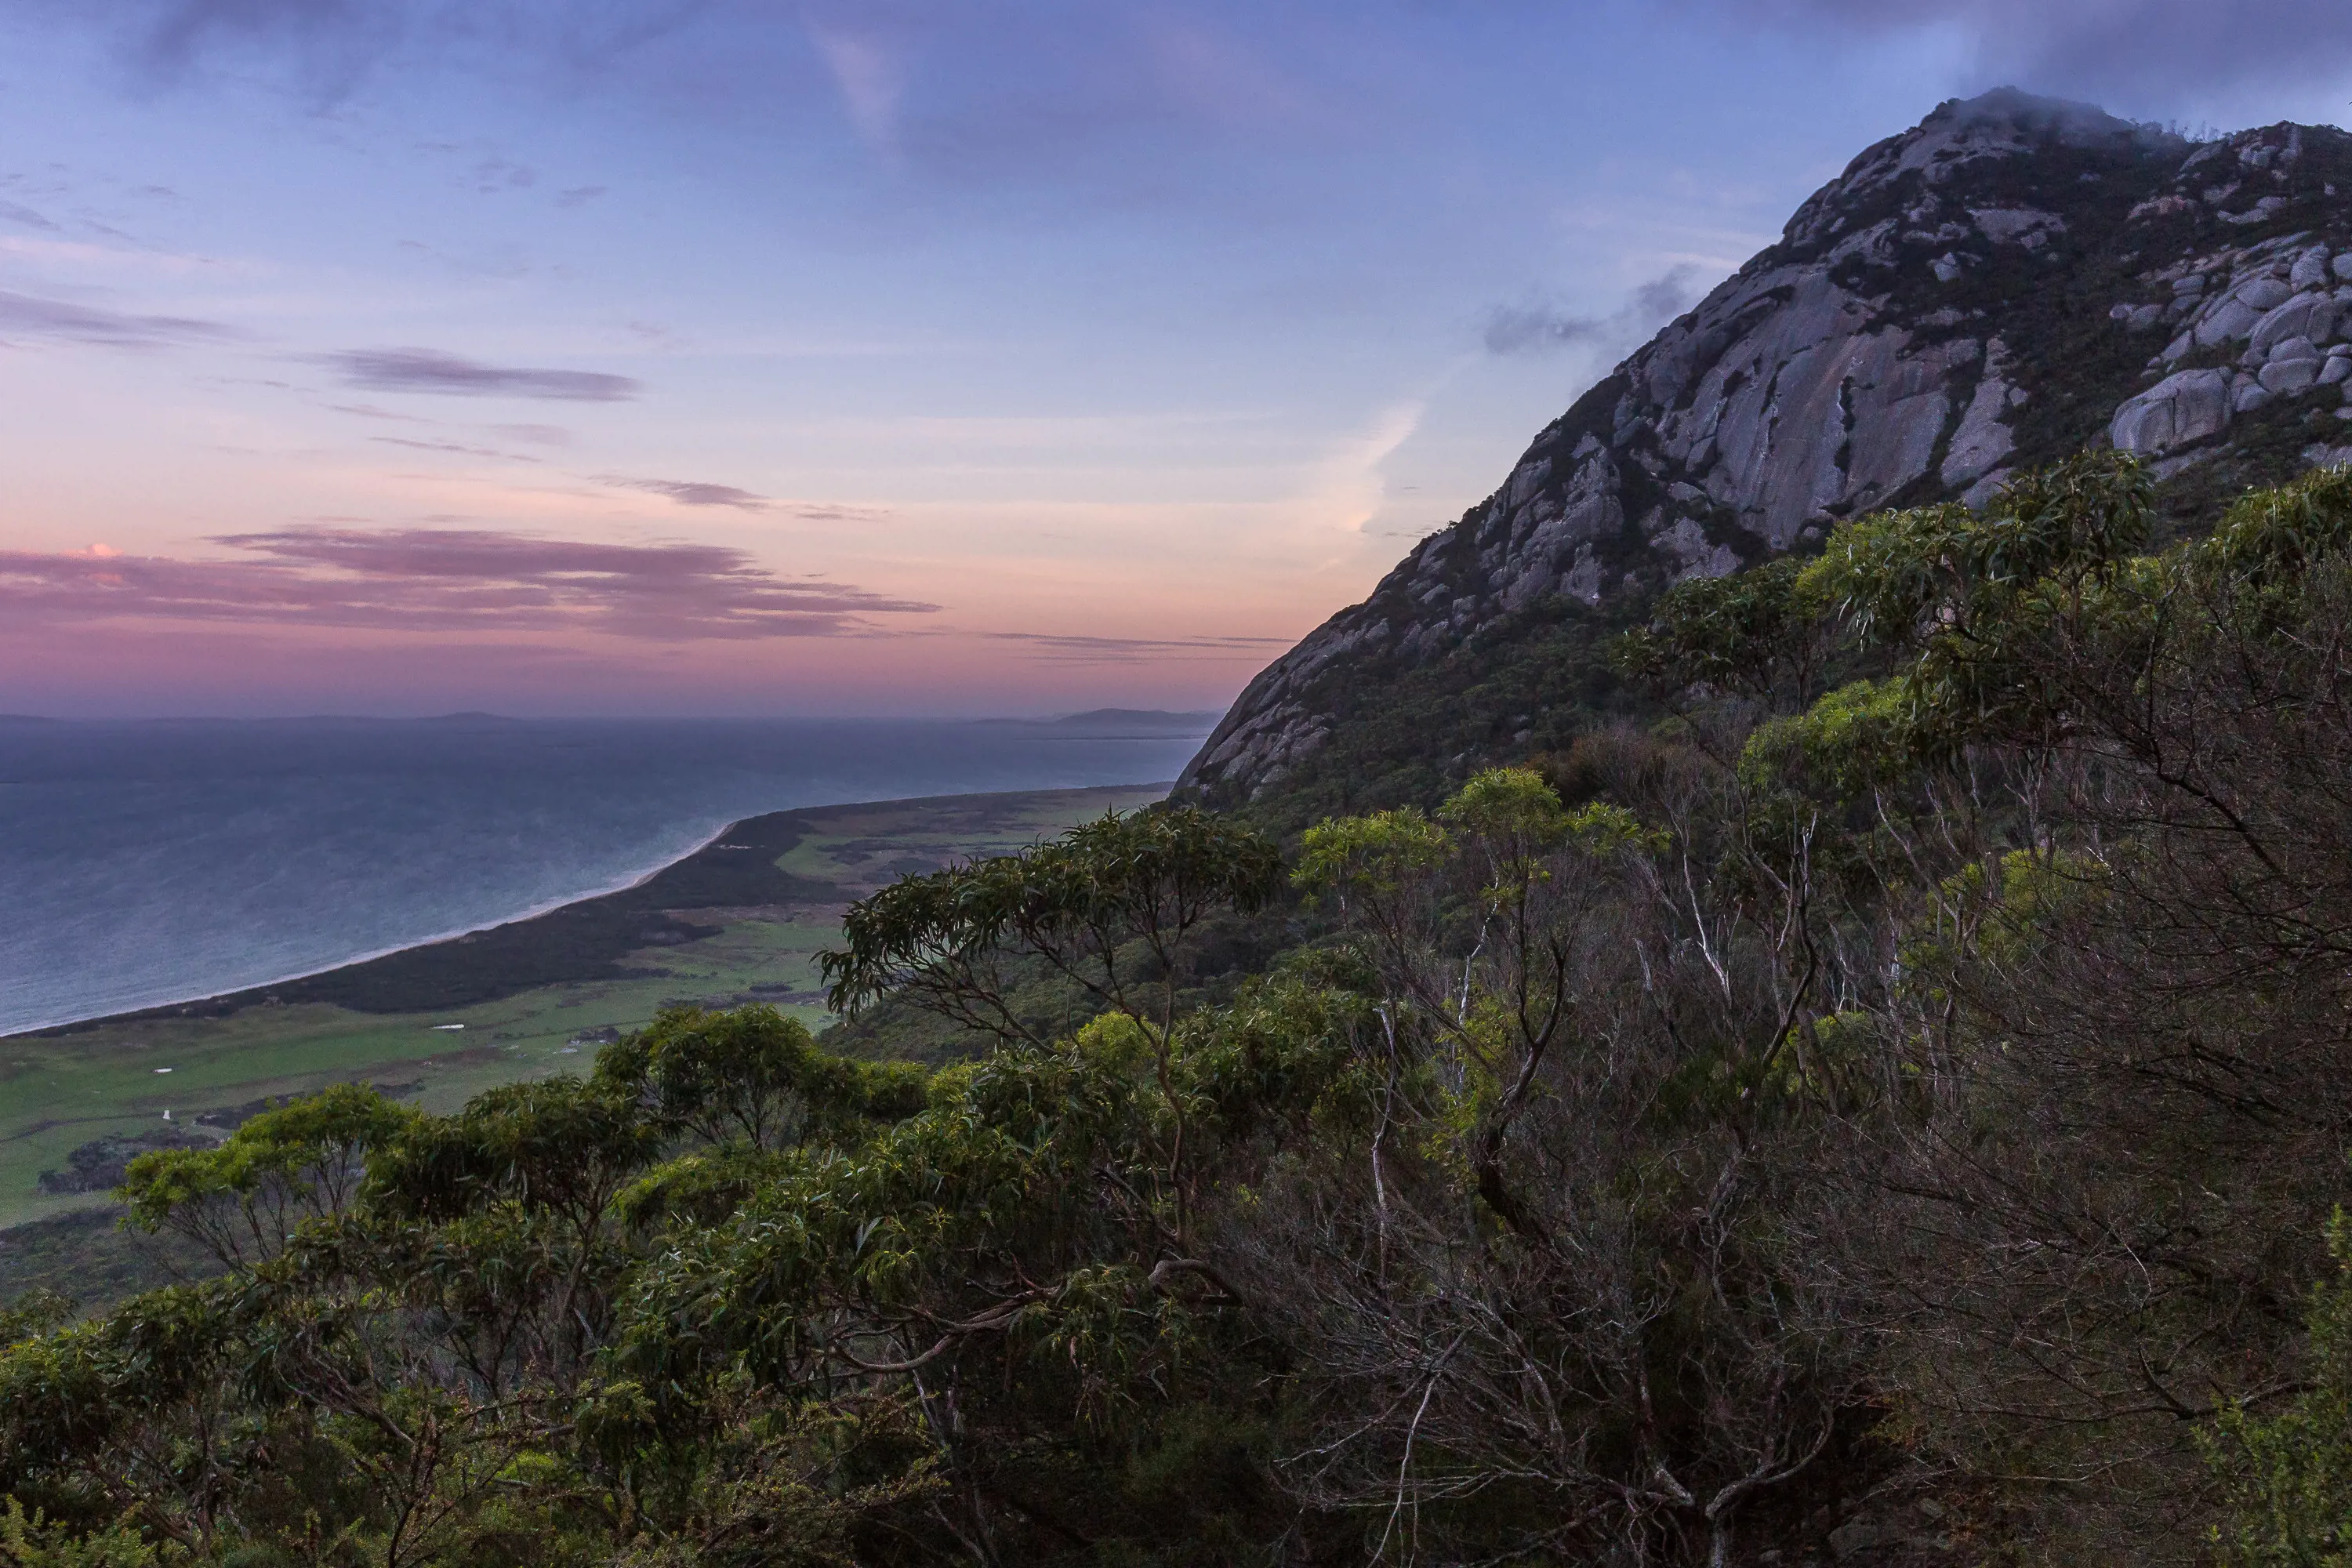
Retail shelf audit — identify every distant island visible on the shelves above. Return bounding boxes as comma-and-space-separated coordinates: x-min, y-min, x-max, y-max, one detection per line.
978, 708, 1220, 729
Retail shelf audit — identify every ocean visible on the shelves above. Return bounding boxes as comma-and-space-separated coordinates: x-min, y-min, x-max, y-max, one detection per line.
0, 716, 1211, 1036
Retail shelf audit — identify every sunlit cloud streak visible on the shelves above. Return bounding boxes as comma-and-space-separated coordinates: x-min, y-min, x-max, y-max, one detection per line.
321, 347, 640, 401
0, 289, 243, 348
0, 530, 939, 640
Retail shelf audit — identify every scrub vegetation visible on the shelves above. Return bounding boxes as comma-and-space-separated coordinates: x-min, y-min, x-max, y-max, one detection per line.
10, 457, 2352, 1565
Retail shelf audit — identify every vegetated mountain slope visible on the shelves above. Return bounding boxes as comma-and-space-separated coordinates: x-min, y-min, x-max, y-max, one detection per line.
1179, 88, 2352, 822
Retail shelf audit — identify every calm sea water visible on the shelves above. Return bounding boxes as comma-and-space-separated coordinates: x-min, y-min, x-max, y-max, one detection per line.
0, 717, 1209, 1036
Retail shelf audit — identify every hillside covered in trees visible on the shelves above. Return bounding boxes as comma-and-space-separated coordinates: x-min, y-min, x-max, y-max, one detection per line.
7, 455, 2352, 1566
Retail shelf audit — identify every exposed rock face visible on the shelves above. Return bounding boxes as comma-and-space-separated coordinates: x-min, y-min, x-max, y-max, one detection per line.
1181, 91, 2352, 805
2111, 368, 2233, 453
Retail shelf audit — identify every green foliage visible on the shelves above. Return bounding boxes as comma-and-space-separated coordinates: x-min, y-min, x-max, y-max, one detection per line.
1798, 453, 2152, 645
368, 1076, 659, 1231
0, 1500, 171, 1567
594, 1005, 921, 1152
0, 1294, 74, 1352
1293, 808, 1448, 903
118, 1083, 416, 1272
2209, 1210, 2352, 1568
1617, 554, 1824, 702
1738, 677, 1922, 797
821, 805, 1282, 1043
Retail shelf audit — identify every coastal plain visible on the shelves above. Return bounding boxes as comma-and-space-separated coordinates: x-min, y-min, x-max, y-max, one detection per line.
0, 784, 1167, 1241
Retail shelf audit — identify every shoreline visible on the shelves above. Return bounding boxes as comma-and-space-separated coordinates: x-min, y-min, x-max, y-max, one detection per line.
4, 814, 746, 1040
12, 780, 1174, 1042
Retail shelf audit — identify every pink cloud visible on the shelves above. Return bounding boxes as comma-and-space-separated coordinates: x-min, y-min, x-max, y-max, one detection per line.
0, 528, 939, 641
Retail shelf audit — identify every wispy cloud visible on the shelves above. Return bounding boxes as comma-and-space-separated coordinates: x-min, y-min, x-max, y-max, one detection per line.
371, 436, 541, 463
321, 347, 641, 401
595, 474, 890, 521
0, 530, 939, 640
1482, 266, 1702, 356
597, 474, 771, 510
805, 17, 906, 154
0, 289, 243, 348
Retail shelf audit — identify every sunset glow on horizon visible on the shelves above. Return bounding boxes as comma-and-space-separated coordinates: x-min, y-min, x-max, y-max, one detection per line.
5, 2, 2347, 717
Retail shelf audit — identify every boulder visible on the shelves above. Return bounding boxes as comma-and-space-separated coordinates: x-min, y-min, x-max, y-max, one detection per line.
2196, 296, 2265, 346
2250, 295, 2340, 358
2323, 352, 2352, 387
2292, 247, 2336, 289
2338, 254, 2352, 283
1972, 206, 2065, 247
2260, 354, 2321, 394
2239, 276, 2297, 312
2236, 376, 2274, 413
2111, 368, 2233, 453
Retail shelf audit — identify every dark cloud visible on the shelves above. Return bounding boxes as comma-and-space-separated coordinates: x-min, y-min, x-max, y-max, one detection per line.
0, 529, 938, 640
597, 475, 771, 510
322, 347, 641, 401
1482, 265, 1701, 357
595, 476, 892, 522
125, 0, 415, 96
1482, 303, 1608, 356
1741, 0, 2352, 100
0, 200, 60, 231
985, 631, 1291, 662
785, 504, 891, 523
467, 155, 537, 193
118, 0, 711, 96
554, 185, 608, 209
0, 289, 244, 349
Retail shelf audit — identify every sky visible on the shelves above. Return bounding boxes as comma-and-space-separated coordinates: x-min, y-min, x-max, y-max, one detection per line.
3, 0, 2350, 718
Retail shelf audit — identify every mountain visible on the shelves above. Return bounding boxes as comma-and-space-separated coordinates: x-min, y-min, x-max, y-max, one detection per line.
1179, 89, 2352, 813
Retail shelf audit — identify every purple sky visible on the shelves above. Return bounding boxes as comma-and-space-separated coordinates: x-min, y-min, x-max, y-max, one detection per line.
2, 0, 2347, 716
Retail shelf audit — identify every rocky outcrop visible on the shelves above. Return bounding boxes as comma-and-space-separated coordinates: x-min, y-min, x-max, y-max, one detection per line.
1181, 91, 2352, 805
2111, 368, 2233, 454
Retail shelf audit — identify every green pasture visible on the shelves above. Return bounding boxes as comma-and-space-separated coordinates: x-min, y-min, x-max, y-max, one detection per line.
0, 783, 1167, 1232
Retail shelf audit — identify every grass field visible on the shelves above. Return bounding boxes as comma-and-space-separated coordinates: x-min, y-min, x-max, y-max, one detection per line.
0, 783, 1167, 1236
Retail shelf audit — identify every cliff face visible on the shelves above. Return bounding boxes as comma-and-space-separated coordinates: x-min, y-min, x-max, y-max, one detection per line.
1181, 90, 2352, 806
